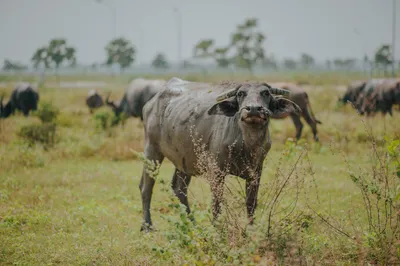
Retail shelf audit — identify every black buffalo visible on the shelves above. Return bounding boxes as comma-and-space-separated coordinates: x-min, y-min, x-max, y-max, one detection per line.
0, 83, 39, 118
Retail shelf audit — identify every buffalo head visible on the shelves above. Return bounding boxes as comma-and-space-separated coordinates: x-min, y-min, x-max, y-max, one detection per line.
208, 83, 300, 127
105, 93, 123, 116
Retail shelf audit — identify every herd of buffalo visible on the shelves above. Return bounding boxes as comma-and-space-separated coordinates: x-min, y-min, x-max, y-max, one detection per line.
1, 77, 399, 231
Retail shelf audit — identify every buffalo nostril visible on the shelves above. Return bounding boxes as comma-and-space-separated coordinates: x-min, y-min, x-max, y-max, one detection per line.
244, 106, 251, 111
256, 107, 263, 112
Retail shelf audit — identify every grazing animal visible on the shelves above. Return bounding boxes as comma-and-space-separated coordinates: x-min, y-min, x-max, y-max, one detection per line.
270, 82, 322, 141
106, 78, 166, 120
86, 89, 104, 113
139, 77, 300, 231
360, 78, 400, 116
338, 80, 366, 106
0, 83, 39, 118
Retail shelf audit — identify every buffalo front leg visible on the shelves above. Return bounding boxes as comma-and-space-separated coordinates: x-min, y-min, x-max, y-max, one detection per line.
171, 168, 192, 214
246, 175, 261, 225
210, 176, 225, 223
139, 143, 164, 232
302, 108, 319, 141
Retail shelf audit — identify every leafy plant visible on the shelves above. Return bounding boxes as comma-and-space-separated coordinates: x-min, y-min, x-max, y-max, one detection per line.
33, 101, 60, 123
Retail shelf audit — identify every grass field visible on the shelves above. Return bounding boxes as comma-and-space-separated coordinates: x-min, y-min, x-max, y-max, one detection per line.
0, 73, 399, 265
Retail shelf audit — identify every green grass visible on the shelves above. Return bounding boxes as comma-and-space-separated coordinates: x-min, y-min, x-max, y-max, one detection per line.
0, 73, 399, 265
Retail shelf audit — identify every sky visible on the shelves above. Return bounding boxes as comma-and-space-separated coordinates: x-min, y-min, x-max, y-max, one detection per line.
0, 0, 399, 66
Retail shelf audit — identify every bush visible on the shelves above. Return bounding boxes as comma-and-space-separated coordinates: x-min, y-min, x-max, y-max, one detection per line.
93, 111, 113, 131
33, 101, 60, 123
18, 122, 57, 147
93, 110, 127, 133
17, 101, 60, 149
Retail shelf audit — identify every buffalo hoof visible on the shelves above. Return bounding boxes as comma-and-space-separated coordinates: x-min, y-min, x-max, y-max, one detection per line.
314, 136, 320, 142
140, 223, 154, 233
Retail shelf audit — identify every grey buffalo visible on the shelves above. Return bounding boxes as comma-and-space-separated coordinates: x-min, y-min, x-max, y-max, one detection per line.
270, 82, 322, 141
0, 83, 39, 118
106, 78, 166, 121
139, 77, 300, 231
86, 89, 104, 113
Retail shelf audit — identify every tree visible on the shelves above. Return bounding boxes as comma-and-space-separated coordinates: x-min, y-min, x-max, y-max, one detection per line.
192, 18, 266, 73
300, 53, 315, 70
193, 39, 214, 58
152, 53, 169, 69
283, 58, 297, 70
193, 39, 231, 69
374, 44, 393, 76
333, 58, 343, 70
47, 39, 76, 77
342, 58, 356, 71
2, 59, 27, 71
213, 47, 231, 68
230, 18, 266, 74
31, 47, 50, 70
31, 39, 76, 85
105, 37, 136, 72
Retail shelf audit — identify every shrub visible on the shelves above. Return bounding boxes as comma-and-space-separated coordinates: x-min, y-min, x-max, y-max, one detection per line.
18, 122, 57, 147
33, 101, 60, 123
93, 110, 127, 134
93, 110, 113, 131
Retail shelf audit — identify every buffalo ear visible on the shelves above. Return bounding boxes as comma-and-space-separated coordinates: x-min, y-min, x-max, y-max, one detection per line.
269, 97, 301, 118
208, 97, 238, 117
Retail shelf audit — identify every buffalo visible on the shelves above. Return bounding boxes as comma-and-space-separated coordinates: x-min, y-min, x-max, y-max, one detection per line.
338, 80, 366, 106
106, 78, 166, 121
86, 89, 104, 113
339, 79, 389, 115
0, 83, 39, 118
270, 82, 322, 141
359, 78, 400, 116
139, 77, 300, 231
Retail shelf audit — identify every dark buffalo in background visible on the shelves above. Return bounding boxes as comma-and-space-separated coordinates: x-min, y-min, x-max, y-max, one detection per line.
359, 78, 400, 116
0, 83, 40, 118
106, 78, 166, 121
86, 89, 104, 113
270, 82, 322, 141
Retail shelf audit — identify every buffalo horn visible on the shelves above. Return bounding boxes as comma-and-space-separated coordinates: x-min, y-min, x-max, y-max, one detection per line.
269, 87, 290, 96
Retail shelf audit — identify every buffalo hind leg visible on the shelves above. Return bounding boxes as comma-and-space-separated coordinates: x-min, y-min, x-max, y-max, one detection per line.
290, 114, 303, 141
302, 109, 319, 141
171, 169, 192, 217
139, 143, 164, 232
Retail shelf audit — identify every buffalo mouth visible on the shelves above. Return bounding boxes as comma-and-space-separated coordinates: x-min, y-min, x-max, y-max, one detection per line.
241, 113, 267, 125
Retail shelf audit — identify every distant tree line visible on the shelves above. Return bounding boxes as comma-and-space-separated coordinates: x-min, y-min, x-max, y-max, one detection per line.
1, 17, 398, 78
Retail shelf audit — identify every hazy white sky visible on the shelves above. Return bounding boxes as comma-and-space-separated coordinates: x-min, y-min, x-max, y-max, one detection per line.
0, 0, 399, 65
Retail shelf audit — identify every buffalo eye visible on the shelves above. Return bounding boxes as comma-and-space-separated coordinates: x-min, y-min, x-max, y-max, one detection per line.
237, 91, 246, 97
260, 90, 270, 97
